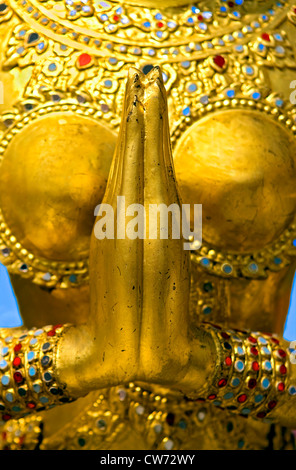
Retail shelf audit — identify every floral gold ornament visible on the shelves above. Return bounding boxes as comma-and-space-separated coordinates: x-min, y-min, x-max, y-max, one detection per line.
0, 0, 296, 451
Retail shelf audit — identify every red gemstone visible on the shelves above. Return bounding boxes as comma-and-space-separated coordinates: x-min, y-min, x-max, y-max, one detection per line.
2, 414, 11, 421
277, 349, 286, 358
218, 378, 227, 388
213, 55, 226, 68
47, 330, 56, 337
221, 332, 230, 340
248, 336, 257, 344
19, 435, 26, 446
27, 402, 36, 409
294, 7, 296, 14
277, 382, 285, 392
13, 372, 24, 384
257, 411, 266, 419
157, 21, 164, 28
261, 33, 271, 42
78, 53, 92, 68
53, 324, 63, 330
2, 431, 7, 440
208, 394, 216, 400
14, 343, 22, 353
280, 364, 287, 375
13, 357, 21, 368
271, 338, 279, 344
237, 394, 247, 403
252, 361, 260, 371
250, 347, 258, 356
248, 379, 257, 389
225, 357, 232, 366
113, 15, 120, 21
268, 400, 277, 410
198, 14, 203, 21
228, 1, 234, 7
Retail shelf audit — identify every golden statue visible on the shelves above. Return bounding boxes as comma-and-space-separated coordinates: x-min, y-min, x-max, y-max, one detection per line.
0, 0, 296, 450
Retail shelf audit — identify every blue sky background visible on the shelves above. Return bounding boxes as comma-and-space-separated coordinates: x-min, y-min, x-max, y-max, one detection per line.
0, 262, 296, 339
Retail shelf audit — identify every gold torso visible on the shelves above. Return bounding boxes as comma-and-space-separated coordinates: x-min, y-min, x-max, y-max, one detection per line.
0, 0, 296, 450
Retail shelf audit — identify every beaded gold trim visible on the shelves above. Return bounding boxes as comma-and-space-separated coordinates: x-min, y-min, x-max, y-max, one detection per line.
199, 323, 295, 421
0, 324, 74, 423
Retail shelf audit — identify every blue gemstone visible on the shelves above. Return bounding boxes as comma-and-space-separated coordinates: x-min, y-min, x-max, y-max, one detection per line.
223, 264, 233, 274
258, 44, 266, 52
162, 72, 168, 83
235, 360, 244, 372
40, 396, 49, 404
235, 45, 244, 52
48, 63, 57, 72
232, 378, 240, 387
226, 89, 235, 98
29, 366, 36, 377
155, 13, 162, 20
258, 337, 267, 345
182, 107, 191, 117
198, 22, 207, 31
293, 239, 296, 248
232, 11, 241, 18
275, 47, 285, 55
27, 351, 35, 362
255, 394, 264, 403
200, 95, 209, 104
191, 6, 200, 14
213, 400, 222, 406
37, 42, 45, 50
246, 66, 254, 75
252, 92, 261, 100
195, 44, 202, 51
289, 386, 296, 395
235, 0, 244, 4
109, 57, 118, 65
224, 392, 234, 400
12, 406, 22, 412
1, 347, 9, 356
264, 361, 272, 371
104, 80, 112, 88
220, 6, 227, 13
237, 346, 244, 355
188, 83, 197, 93
241, 408, 251, 415
34, 329, 44, 336
261, 378, 270, 389
17, 47, 25, 54
262, 346, 271, 355
238, 440, 245, 449
116, 7, 123, 14
1, 376, 10, 386
148, 49, 156, 56
33, 384, 41, 393
143, 21, 151, 28
6, 392, 14, 402
69, 274, 77, 283
274, 257, 282, 265
19, 29, 27, 37
167, 21, 176, 29
274, 33, 283, 41
156, 31, 163, 38
100, 14, 108, 21
261, 14, 268, 21
178, 420, 187, 429
187, 17, 194, 24
0, 360, 7, 370
181, 61, 190, 69
203, 11, 212, 19
203, 306, 212, 315
200, 257, 210, 267
30, 338, 37, 346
